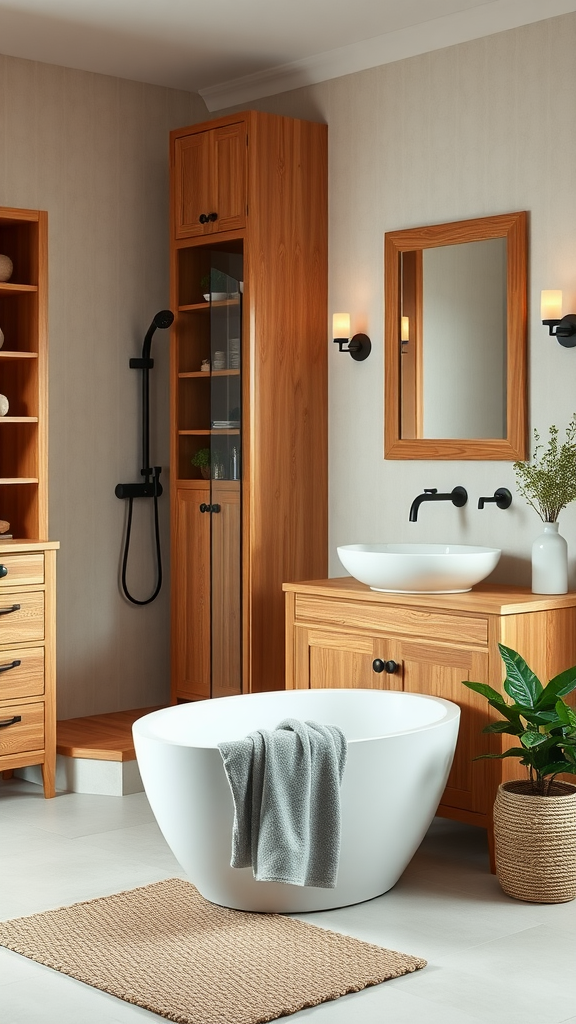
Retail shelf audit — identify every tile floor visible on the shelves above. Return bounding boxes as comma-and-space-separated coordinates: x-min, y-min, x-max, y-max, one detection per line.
1, 777, 575, 1024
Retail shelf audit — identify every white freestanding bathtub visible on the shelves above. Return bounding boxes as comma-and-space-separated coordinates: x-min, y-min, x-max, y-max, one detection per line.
133, 688, 460, 913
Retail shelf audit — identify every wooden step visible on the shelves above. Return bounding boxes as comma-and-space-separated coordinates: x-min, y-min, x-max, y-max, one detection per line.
56, 707, 163, 763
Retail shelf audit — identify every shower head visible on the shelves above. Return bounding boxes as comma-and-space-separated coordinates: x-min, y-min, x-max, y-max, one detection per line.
141, 309, 174, 361
153, 309, 174, 330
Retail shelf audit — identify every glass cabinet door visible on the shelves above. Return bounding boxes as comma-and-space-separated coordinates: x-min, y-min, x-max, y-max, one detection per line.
209, 255, 242, 698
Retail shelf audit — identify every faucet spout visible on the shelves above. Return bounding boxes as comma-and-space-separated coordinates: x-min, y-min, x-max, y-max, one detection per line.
409, 486, 468, 522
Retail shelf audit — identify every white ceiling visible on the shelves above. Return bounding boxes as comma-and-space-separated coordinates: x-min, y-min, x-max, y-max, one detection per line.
0, 0, 574, 110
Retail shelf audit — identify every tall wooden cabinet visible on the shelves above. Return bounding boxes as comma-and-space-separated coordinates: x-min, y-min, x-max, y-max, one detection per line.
284, 577, 576, 858
0, 207, 58, 797
170, 112, 328, 702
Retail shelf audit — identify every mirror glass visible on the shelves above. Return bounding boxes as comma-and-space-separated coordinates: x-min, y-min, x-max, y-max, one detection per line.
385, 212, 527, 460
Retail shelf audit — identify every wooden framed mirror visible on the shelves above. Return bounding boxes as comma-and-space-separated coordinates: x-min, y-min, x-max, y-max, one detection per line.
384, 211, 527, 460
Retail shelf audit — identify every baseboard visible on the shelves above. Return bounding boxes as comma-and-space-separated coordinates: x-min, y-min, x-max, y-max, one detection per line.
16, 755, 144, 796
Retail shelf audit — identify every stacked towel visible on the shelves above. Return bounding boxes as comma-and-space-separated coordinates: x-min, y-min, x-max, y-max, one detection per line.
217, 718, 347, 888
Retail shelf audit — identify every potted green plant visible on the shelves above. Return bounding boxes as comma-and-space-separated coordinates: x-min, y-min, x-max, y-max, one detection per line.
463, 643, 576, 902
513, 415, 576, 594
191, 447, 211, 479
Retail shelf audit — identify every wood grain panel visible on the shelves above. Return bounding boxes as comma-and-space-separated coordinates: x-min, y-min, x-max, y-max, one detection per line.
403, 647, 492, 813
294, 594, 487, 646
0, 552, 44, 585
0, 700, 44, 756
0, 590, 44, 644
211, 482, 241, 698
57, 706, 161, 761
0, 646, 44, 701
173, 131, 214, 238
213, 123, 247, 233
171, 486, 210, 701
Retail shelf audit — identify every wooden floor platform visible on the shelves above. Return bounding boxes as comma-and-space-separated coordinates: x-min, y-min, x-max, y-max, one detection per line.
56, 708, 163, 763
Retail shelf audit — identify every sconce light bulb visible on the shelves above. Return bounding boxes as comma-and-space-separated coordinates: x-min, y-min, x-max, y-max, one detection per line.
401, 316, 410, 342
332, 312, 351, 339
541, 290, 562, 321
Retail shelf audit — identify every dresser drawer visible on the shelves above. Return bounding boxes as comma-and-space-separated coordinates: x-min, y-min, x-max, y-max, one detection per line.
0, 592, 44, 645
0, 553, 44, 587
293, 594, 488, 646
0, 647, 44, 701
0, 701, 44, 756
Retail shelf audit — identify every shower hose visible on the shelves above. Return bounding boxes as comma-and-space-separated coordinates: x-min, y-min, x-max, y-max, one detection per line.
120, 473, 162, 606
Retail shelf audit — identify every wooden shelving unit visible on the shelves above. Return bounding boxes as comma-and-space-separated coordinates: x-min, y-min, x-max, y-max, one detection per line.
170, 111, 328, 703
0, 207, 58, 800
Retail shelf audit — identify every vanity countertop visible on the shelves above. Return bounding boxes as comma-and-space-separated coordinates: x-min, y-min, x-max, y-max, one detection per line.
282, 576, 576, 617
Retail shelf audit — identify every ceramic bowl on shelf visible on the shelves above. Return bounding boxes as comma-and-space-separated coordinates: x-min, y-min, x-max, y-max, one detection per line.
203, 292, 228, 301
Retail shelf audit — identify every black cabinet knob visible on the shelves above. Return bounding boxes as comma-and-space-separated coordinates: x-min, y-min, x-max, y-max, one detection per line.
372, 659, 399, 674
199, 212, 218, 224
0, 565, 7, 579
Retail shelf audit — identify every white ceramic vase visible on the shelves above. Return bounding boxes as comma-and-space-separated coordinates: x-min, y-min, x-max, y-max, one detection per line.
532, 521, 568, 594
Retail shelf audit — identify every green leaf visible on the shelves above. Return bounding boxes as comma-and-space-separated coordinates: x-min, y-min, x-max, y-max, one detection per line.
537, 666, 576, 706
521, 731, 548, 748
487, 700, 522, 724
462, 680, 506, 704
555, 701, 576, 728
473, 747, 527, 761
538, 761, 576, 778
482, 721, 522, 735
498, 644, 543, 708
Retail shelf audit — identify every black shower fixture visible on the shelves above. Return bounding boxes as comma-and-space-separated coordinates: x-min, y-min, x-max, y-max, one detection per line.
115, 309, 174, 605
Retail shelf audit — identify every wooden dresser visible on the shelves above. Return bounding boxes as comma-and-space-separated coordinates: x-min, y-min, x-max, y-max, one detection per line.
0, 540, 59, 797
284, 577, 576, 862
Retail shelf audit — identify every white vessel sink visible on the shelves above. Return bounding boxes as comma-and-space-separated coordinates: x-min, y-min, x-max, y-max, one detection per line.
337, 543, 501, 594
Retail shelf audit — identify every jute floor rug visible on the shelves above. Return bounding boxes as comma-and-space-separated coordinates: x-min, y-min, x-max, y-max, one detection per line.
0, 877, 426, 1024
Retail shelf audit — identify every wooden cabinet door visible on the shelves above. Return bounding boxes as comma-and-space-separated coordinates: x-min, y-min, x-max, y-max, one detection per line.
213, 124, 247, 234
210, 481, 241, 699
401, 640, 492, 814
172, 486, 211, 700
174, 123, 246, 239
174, 131, 214, 238
293, 626, 402, 691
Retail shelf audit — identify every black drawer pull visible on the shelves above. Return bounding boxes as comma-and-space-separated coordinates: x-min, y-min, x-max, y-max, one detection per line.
199, 212, 218, 224
0, 564, 7, 579
0, 659, 21, 674
0, 715, 21, 728
0, 604, 20, 616
372, 659, 399, 674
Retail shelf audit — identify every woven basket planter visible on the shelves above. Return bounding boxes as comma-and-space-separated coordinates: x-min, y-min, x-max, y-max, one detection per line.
494, 780, 576, 903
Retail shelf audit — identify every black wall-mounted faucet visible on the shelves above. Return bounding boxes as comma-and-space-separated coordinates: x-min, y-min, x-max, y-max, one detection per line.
478, 487, 512, 510
409, 486, 468, 522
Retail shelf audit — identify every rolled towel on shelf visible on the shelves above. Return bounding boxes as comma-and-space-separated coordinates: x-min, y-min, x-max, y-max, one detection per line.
217, 718, 347, 889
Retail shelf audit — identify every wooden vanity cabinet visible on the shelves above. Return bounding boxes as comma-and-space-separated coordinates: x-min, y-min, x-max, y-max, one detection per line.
284, 578, 576, 852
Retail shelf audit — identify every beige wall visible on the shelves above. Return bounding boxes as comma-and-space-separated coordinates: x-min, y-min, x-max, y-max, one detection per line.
0, 53, 207, 718
225, 12, 576, 588
2, 11, 576, 717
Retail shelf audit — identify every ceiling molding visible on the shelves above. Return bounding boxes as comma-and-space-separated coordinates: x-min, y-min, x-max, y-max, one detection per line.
199, 0, 576, 110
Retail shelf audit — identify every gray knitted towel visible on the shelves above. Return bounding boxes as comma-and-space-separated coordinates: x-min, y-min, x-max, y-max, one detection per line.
217, 718, 347, 888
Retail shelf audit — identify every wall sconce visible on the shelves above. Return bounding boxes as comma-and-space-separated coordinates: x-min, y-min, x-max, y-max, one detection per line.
541, 290, 576, 347
332, 313, 371, 361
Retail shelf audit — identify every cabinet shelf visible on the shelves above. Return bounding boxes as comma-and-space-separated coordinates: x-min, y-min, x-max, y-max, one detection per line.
178, 429, 240, 436
0, 283, 38, 294
178, 302, 210, 313
0, 477, 38, 484
178, 369, 240, 378
0, 351, 38, 360
0, 417, 39, 423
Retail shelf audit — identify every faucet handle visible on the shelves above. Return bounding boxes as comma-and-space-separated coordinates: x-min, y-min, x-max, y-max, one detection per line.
478, 487, 512, 510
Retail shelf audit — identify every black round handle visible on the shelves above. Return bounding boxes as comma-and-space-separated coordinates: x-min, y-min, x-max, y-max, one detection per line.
0, 565, 7, 579
199, 212, 218, 224
199, 503, 210, 513
373, 659, 399, 674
